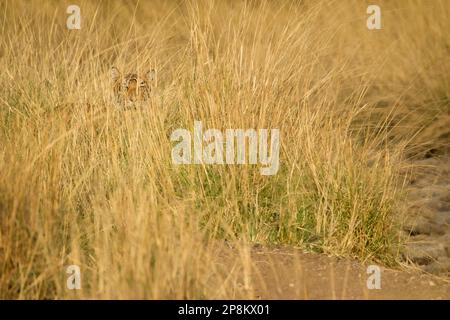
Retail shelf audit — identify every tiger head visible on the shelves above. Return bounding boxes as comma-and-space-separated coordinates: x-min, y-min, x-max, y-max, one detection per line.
111, 67, 156, 108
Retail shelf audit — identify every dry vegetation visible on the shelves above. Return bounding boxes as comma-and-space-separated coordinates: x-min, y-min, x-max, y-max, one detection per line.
0, 0, 449, 299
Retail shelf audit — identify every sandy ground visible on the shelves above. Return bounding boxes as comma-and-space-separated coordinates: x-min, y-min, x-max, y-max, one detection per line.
218, 245, 450, 299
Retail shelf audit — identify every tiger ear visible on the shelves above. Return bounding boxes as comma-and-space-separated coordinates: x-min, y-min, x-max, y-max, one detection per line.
111, 67, 121, 82
145, 69, 156, 82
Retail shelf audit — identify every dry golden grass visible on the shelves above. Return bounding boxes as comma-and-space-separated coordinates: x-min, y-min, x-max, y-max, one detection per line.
0, 0, 449, 299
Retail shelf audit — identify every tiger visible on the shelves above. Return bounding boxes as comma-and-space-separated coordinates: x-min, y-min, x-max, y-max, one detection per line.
111, 67, 156, 108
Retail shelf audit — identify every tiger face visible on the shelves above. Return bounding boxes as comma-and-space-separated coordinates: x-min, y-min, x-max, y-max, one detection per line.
111, 67, 156, 108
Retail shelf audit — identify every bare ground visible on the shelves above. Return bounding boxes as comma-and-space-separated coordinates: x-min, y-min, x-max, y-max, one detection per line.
217, 245, 450, 300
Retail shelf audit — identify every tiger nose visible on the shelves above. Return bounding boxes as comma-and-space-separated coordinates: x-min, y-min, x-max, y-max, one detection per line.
128, 90, 138, 101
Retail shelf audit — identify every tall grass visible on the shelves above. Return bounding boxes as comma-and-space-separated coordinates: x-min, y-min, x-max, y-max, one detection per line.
0, 0, 449, 299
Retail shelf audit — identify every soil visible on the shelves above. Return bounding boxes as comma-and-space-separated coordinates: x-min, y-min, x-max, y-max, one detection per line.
218, 245, 450, 299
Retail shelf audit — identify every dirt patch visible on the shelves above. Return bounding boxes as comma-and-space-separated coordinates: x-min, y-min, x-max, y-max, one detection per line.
217, 245, 450, 299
